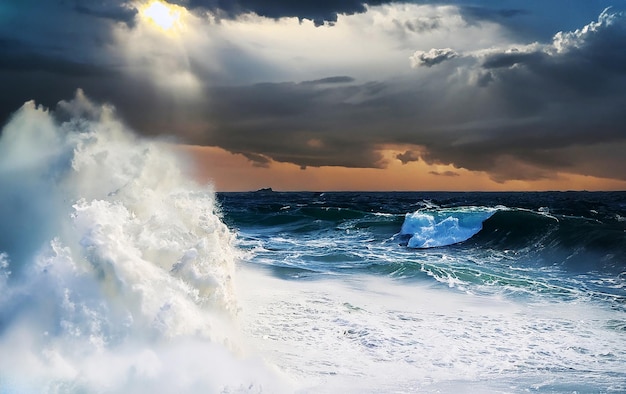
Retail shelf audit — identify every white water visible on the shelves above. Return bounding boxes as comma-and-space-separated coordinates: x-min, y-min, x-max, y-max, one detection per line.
238, 267, 626, 393
400, 207, 498, 248
1, 93, 625, 393
0, 92, 287, 393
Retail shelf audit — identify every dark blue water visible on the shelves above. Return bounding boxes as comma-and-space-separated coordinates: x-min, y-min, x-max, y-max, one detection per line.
220, 191, 626, 392
220, 191, 625, 297
6, 96, 622, 392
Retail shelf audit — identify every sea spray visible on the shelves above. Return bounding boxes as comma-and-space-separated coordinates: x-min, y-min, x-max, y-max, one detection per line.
0, 91, 285, 392
399, 206, 499, 248
225, 191, 626, 392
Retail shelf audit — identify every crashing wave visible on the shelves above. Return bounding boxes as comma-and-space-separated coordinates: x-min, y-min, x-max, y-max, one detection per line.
0, 91, 284, 392
399, 207, 499, 248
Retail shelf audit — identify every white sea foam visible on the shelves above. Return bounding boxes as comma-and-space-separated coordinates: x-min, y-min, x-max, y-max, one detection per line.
0, 92, 287, 393
238, 266, 626, 393
2, 93, 624, 393
400, 207, 498, 248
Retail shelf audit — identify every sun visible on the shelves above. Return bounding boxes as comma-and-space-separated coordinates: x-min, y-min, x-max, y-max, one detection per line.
142, 1, 182, 31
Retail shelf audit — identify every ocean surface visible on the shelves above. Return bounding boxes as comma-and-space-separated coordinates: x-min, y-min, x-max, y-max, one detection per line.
0, 101, 625, 393
220, 191, 626, 392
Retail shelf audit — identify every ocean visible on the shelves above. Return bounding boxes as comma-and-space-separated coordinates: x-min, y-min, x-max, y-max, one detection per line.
0, 101, 625, 393
221, 191, 626, 393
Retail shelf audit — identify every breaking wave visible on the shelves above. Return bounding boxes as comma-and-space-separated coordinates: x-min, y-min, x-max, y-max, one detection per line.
0, 92, 283, 393
399, 207, 499, 248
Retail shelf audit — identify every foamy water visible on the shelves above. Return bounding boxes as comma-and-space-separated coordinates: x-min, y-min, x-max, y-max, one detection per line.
237, 267, 626, 393
1, 93, 625, 393
0, 92, 287, 393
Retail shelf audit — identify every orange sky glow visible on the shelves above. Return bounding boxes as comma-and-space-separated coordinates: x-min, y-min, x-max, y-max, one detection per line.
180, 145, 626, 192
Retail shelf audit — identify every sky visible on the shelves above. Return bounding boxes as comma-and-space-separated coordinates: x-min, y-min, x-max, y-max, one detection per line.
1, 0, 626, 191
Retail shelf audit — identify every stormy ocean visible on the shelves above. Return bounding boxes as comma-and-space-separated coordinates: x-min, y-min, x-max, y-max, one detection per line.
1, 99, 625, 393
222, 190, 626, 392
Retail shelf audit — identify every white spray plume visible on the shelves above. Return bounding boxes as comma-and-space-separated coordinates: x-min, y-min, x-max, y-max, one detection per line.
0, 90, 287, 393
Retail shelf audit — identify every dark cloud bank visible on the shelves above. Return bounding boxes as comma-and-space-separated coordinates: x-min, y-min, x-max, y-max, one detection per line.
180, 0, 532, 29
1, 2, 626, 184
198, 8, 626, 182
179, 0, 393, 26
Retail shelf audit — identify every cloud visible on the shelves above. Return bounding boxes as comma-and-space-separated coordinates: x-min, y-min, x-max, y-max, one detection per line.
410, 48, 459, 68
240, 152, 272, 168
403, 16, 443, 34
180, 0, 394, 26
1, 2, 626, 186
396, 150, 420, 164
74, 1, 138, 26
459, 6, 528, 25
0, 39, 114, 77
201, 80, 391, 169
398, 7, 626, 181
481, 51, 545, 69
0, 0, 129, 122
429, 170, 460, 177
301, 76, 355, 85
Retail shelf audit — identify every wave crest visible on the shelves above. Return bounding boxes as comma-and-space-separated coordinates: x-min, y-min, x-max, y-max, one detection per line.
0, 92, 280, 392
399, 207, 499, 248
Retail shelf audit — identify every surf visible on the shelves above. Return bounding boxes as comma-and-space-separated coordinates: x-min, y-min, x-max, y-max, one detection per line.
398, 206, 500, 248
0, 92, 287, 392
225, 191, 626, 391
1, 93, 625, 392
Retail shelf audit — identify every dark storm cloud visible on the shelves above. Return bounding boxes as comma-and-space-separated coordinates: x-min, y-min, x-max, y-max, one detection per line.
188, 9, 626, 182
459, 6, 528, 25
240, 152, 273, 168
481, 51, 545, 69
0, 0, 133, 125
429, 170, 460, 177
74, 1, 138, 26
0, 1, 125, 74
301, 76, 355, 85
396, 150, 421, 164
0, 47, 114, 123
199, 80, 393, 168
0, 39, 113, 77
2, 1, 626, 185
179, 0, 393, 25
401, 8, 626, 181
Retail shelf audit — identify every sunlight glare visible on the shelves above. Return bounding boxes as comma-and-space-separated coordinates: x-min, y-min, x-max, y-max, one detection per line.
142, 1, 181, 31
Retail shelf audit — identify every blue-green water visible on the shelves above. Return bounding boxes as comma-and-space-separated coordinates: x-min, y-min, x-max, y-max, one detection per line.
220, 191, 626, 392
1, 100, 625, 392
221, 191, 626, 298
